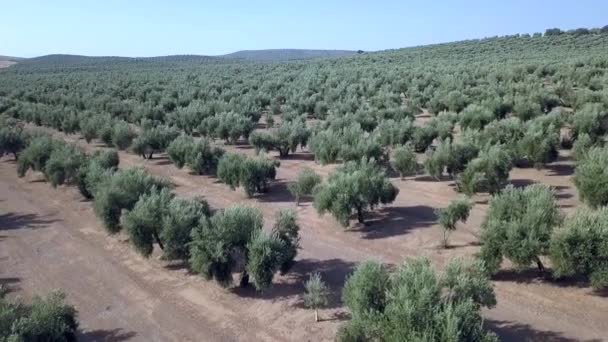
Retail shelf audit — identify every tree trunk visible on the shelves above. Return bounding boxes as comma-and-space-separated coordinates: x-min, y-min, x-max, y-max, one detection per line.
153, 232, 164, 250
400, 172, 404, 181
148, 151, 154, 160
240, 271, 249, 287
12, 152, 18, 161
535, 257, 545, 273
295, 195, 300, 206
357, 207, 364, 224
314, 309, 319, 322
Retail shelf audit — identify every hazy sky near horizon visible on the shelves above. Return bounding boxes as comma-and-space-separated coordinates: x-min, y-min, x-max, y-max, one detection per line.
2, 0, 607, 57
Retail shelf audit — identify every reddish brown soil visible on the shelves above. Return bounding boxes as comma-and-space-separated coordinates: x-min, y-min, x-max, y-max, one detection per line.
1, 124, 607, 341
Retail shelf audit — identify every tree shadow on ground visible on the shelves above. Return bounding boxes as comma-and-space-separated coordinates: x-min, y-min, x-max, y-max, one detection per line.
493, 268, 607, 297
255, 180, 293, 203
0, 212, 58, 231
510, 178, 536, 188
231, 258, 355, 309
78, 328, 137, 342
151, 155, 174, 166
546, 155, 575, 177
277, 152, 316, 162
356, 205, 437, 240
0, 277, 21, 294
485, 319, 601, 342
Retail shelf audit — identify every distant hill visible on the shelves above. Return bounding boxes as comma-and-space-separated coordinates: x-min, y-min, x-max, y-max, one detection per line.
221, 49, 357, 61
0, 55, 22, 68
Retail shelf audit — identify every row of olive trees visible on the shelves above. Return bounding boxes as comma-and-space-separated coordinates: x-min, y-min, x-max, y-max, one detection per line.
11, 129, 301, 291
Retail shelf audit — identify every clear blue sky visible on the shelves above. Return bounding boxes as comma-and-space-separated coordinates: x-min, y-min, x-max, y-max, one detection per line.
2, 0, 607, 57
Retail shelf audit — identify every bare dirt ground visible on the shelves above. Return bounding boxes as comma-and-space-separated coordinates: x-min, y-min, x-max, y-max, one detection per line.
2, 124, 607, 341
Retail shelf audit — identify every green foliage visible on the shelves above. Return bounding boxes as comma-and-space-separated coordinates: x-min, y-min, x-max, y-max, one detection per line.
288, 168, 321, 205
201, 112, 255, 144
0, 290, 78, 342
459, 104, 495, 130
123, 187, 174, 257
573, 147, 608, 207
571, 103, 608, 141
391, 144, 417, 179
76, 149, 119, 199
160, 197, 211, 260
166, 134, 194, 168
572, 133, 593, 160
44, 144, 88, 188
93, 167, 169, 233
303, 272, 330, 321
189, 205, 263, 287
339, 258, 497, 342
550, 207, 608, 289
111, 120, 136, 150
246, 231, 285, 291
17, 135, 57, 177
313, 159, 399, 226
0, 119, 27, 160
426, 139, 480, 180
436, 197, 473, 247
217, 153, 279, 196
271, 209, 300, 274
186, 138, 225, 175
458, 145, 512, 195
480, 184, 562, 274
517, 118, 560, 168
131, 125, 179, 159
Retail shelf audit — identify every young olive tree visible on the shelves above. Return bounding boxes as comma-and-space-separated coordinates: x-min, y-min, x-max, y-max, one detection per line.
314, 159, 398, 227
186, 139, 225, 175
573, 147, 608, 208
167, 134, 194, 168
436, 197, 473, 248
479, 184, 562, 274
288, 168, 321, 205
391, 144, 417, 180
303, 272, 330, 322
550, 207, 608, 289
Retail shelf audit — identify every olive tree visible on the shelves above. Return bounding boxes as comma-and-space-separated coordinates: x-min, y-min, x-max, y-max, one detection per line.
131, 125, 179, 159
17, 135, 58, 178
573, 147, 608, 207
314, 159, 398, 227
76, 149, 119, 199
0, 290, 78, 342
217, 153, 279, 197
550, 207, 608, 289
303, 272, 330, 322
391, 144, 417, 179
167, 134, 194, 168
189, 205, 298, 290
479, 184, 562, 274
93, 167, 169, 233
458, 145, 512, 195
186, 138, 225, 175
288, 168, 321, 205
44, 143, 88, 188
436, 197, 473, 248
339, 258, 497, 342
0, 122, 27, 160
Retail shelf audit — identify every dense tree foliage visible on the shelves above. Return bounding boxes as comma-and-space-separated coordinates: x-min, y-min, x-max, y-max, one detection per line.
314, 159, 398, 226
391, 143, 418, 179
93, 167, 169, 233
339, 258, 497, 341
189, 206, 300, 290
288, 167, 321, 205
550, 207, 608, 289
480, 184, 562, 274
217, 153, 279, 197
573, 147, 608, 207
0, 290, 78, 342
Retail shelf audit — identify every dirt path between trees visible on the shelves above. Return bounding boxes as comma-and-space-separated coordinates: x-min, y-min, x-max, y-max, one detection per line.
1, 125, 607, 341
